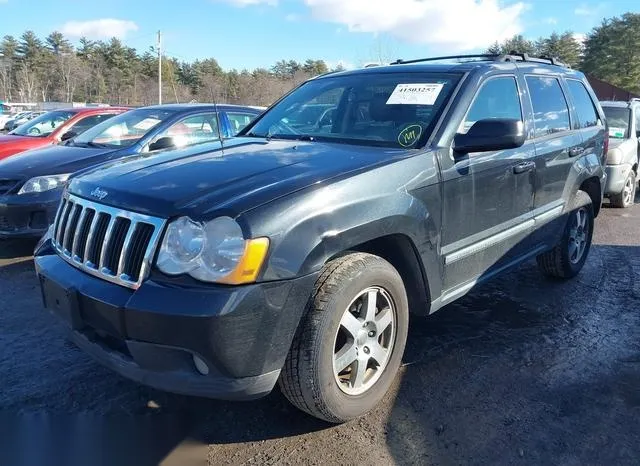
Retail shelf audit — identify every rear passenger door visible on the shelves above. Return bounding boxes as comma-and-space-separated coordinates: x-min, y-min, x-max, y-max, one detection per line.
526, 75, 583, 215
441, 75, 536, 291
564, 78, 607, 172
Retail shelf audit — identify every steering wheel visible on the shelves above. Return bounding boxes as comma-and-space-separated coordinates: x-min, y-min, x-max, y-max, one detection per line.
315, 108, 335, 131
28, 127, 41, 135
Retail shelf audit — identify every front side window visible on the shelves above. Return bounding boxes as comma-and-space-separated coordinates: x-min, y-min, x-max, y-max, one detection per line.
11, 111, 75, 137
566, 79, 601, 129
72, 109, 175, 148
526, 76, 571, 138
227, 112, 258, 136
635, 108, 640, 138
603, 106, 631, 139
244, 72, 461, 148
460, 76, 522, 134
150, 113, 220, 149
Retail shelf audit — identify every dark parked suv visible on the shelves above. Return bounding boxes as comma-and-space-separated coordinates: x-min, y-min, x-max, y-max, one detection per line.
35, 54, 607, 423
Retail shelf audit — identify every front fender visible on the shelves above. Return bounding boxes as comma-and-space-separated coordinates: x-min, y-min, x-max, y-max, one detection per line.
241, 153, 442, 301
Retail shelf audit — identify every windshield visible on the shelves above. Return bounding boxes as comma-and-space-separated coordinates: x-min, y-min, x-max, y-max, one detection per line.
10, 111, 74, 137
73, 108, 175, 148
244, 72, 460, 148
603, 106, 631, 138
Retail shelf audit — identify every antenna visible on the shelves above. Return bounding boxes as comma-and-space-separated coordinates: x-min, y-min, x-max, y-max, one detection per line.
157, 30, 162, 105
214, 100, 225, 155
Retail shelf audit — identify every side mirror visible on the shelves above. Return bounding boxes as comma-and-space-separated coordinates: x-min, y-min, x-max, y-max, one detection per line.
149, 136, 176, 152
454, 119, 525, 154
60, 131, 77, 142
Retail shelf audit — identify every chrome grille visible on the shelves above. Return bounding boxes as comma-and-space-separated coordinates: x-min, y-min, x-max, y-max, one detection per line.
52, 193, 166, 289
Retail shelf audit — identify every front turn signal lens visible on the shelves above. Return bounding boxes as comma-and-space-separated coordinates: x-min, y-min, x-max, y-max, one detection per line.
217, 237, 270, 285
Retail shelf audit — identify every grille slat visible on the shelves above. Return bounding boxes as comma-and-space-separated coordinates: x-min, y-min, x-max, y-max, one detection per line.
56, 200, 73, 245
105, 218, 131, 274
117, 222, 139, 276
71, 208, 89, 258
52, 193, 165, 289
98, 216, 117, 270
63, 204, 82, 253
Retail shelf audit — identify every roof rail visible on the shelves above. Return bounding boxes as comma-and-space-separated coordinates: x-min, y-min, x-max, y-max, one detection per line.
390, 52, 570, 68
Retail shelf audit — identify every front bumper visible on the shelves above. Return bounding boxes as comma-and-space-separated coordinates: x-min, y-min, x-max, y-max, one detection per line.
35, 240, 317, 400
0, 189, 61, 238
604, 163, 632, 196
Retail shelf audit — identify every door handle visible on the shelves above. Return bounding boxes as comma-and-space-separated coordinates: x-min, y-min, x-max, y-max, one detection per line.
513, 161, 536, 174
568, 146, 585, 157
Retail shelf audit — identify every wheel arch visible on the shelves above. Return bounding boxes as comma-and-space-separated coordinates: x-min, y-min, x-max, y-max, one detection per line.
330, 234, 432, 316
579, 176, 602, 217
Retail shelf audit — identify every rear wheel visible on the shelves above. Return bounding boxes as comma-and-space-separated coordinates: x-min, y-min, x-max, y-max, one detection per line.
610, 170, 636, 208
536, 190, 594, 279
279, 253, 409, 423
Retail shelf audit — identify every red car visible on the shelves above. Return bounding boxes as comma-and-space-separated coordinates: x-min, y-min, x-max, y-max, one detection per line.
0, 107, 129, 160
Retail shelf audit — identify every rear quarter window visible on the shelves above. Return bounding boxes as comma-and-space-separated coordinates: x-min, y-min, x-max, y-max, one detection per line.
525, 76, 571, 138
565, 79, 602, 129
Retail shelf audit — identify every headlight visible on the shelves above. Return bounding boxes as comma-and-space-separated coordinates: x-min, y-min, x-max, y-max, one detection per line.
606, 148, 623, 165
18, 174, 70, 195
156, 216, 269, 284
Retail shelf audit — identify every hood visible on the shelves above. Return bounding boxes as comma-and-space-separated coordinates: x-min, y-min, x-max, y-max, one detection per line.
0, 134, 52, 160
0, 144, 121, 181
69, 137, 410, 219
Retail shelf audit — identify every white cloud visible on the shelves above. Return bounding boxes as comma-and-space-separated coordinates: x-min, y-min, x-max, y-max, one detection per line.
574, 3, 605, 16
285, 13, 301, 21
544, 17, 558, 25
61, 19, 139, 39
303, 0, 527, 51
213, 0, 278, 6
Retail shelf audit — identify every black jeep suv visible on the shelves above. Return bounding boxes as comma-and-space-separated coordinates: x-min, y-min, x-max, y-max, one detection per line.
35, 54, 607, 423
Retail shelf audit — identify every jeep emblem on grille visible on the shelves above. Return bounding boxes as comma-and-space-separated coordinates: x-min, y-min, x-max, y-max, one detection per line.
90, 187, 108, 200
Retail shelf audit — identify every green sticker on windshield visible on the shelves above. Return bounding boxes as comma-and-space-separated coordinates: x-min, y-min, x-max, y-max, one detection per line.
398, 125, 422, 147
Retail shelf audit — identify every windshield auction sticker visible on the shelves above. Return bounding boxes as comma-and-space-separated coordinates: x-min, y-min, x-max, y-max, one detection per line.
386, 83, 444, 105
608, 127, 626, 138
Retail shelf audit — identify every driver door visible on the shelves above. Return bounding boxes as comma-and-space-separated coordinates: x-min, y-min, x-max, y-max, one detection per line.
439, 75, 536, 292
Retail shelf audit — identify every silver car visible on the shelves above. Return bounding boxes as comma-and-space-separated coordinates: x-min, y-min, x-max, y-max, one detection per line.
602, 100, 640, 207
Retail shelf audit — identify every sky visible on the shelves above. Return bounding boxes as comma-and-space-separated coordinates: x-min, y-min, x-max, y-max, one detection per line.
0, 0, 638, 70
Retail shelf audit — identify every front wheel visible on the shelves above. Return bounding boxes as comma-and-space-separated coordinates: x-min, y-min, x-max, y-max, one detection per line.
536, 190, 594, 279
279, 253, 409, 423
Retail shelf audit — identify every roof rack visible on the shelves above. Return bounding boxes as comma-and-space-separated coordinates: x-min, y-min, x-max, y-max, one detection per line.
390, 52, 569, 68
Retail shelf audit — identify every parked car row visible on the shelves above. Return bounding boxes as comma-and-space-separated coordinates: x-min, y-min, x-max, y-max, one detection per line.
1, 110, 47, 132
0, 103, 262, 237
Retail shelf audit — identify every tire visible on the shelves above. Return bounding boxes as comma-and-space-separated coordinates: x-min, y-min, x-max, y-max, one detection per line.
610, 170, 636, 208
279, 252, 409, 423
536, 190, 594, 279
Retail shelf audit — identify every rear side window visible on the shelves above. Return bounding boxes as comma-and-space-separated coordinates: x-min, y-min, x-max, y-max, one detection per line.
526, 76, 571, 138
566, 80, 601, 129
635, 109, 640, 138
461, 76, 522, 134
227, 112, 257, 136
70, 114, 117, 135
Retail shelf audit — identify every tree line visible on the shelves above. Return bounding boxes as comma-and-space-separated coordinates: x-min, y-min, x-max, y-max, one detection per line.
0, 31, 335, 107
487, 12, 640, 94
1, 12, 639, 107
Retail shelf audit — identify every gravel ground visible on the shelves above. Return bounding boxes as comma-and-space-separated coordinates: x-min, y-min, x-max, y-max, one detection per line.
0, 200, 639, 466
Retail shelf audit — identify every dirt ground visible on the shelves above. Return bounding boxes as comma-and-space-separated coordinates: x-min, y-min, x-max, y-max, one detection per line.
0, 200, 639, 466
